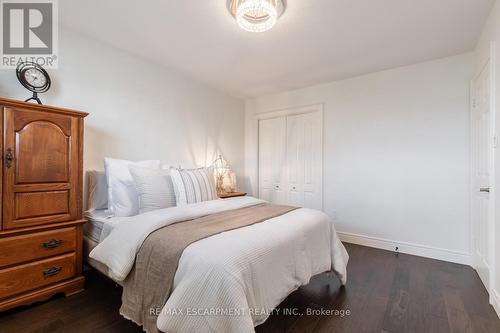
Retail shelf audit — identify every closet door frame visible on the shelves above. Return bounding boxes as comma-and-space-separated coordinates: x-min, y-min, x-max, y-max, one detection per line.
257, 104, 324, 209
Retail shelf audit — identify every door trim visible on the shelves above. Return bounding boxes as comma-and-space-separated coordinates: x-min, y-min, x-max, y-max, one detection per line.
256, 103, 324, 120
489, 41, 497, 310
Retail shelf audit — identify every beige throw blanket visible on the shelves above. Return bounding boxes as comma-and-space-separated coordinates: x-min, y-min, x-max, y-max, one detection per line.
120, 203, 297, 333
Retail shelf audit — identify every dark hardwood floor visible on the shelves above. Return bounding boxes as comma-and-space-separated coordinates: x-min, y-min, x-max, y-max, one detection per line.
0, 243, 499, 333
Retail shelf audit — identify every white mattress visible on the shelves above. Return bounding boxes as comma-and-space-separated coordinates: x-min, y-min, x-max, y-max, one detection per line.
83, 209, 112, 243
83, 210, 122, 280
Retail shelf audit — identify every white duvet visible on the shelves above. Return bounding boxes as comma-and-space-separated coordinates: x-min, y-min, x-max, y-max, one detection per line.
90, 197, 348, 333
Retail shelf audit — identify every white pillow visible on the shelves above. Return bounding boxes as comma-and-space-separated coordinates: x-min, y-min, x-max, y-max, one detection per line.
87, 170, 108, 211
170, 167, 217, 206
128, 165, 176, 214
104, 158, 161, 217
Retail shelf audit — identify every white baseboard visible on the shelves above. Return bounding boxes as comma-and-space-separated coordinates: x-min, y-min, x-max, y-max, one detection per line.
491, 289, 500, 319
337, 231, 472, 266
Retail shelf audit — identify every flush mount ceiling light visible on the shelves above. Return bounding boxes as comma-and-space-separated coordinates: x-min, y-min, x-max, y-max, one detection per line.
227, 0, 286, 33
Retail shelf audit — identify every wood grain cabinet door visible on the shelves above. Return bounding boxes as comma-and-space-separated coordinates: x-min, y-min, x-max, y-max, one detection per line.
2, 107, 81, 229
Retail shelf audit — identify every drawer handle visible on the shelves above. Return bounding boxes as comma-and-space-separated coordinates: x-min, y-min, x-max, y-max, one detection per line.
43, 266, 62, 277
42, 239, 63, 249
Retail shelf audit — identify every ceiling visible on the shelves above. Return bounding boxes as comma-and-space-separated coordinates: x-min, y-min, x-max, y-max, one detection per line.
60, 0, 495, 98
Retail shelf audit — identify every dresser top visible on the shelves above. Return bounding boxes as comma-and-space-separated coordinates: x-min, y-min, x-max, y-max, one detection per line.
0, 97, 88, 118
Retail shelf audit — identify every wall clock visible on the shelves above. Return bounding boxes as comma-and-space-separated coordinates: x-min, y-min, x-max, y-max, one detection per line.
16, 62, 51, 104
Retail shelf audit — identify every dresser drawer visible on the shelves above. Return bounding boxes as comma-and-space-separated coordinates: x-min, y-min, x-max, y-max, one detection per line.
0, 227, 77, 268
0, 253, 76, 300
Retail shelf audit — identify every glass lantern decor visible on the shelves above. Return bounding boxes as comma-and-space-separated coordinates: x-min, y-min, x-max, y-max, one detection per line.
222, 171, 237, 193
213, 154, 230, 195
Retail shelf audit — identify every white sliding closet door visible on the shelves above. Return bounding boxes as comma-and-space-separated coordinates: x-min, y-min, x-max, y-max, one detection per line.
258, 105, 323, 210
286, 111, 323, 209
258, 117, 287, 204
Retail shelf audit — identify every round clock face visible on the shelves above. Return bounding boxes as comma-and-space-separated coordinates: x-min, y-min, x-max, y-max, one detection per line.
16, 62, 51, 95
23, 68, 47, 88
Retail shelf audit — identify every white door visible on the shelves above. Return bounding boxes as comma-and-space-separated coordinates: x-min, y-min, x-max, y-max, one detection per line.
286, 111, 323, 209
471, 62, 493, 290
258, 117, 287, 204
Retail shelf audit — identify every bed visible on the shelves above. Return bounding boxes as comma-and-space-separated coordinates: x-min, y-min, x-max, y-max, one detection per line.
83, 196, 348, 333
83, 209, 120, 279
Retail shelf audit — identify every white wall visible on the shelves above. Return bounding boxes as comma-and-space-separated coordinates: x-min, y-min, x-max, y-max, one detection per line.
0, 27, 245, 182
475, 0, 500, 315
245, 53, 474, 263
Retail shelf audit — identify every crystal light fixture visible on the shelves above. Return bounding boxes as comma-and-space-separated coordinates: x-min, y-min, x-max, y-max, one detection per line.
228, 0, 286, 33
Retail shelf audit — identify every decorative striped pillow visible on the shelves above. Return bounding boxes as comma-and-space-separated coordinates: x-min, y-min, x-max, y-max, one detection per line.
170, 167, 217, 206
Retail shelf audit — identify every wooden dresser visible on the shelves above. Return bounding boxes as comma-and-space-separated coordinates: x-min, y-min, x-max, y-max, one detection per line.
0, 98, 88, 311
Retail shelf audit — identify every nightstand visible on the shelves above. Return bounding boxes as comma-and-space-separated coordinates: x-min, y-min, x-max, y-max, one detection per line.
219, 192, 247, 199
